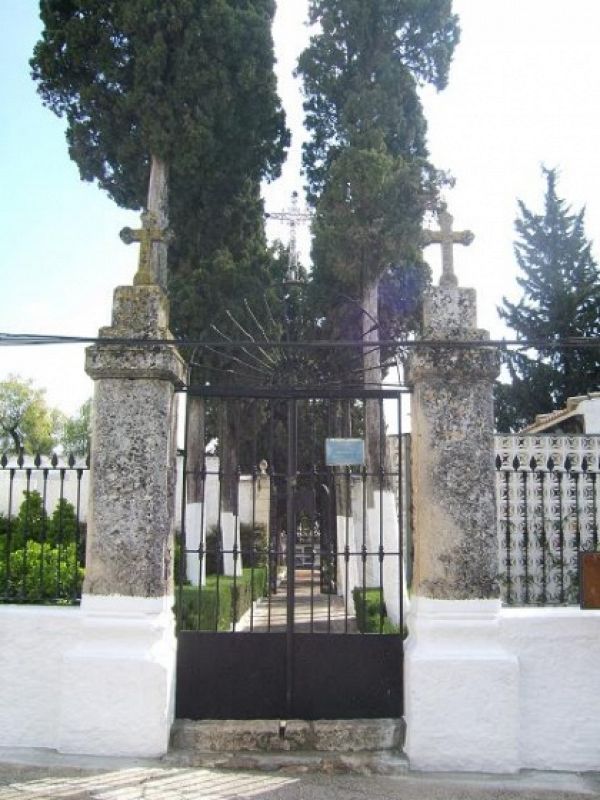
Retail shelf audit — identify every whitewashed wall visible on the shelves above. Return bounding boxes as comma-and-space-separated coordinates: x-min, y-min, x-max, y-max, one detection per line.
405, 600, 600, 773
0, 598, 175, 758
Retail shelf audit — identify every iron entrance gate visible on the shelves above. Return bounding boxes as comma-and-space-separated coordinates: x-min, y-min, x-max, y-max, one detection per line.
175, 385, 407, 720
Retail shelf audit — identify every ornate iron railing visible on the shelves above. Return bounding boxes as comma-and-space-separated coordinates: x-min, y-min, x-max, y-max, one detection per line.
0, 454, 88, 604
496, 448, 599, 605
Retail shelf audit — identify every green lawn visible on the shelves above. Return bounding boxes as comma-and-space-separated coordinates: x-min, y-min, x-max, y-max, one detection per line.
177, 567, 268, 631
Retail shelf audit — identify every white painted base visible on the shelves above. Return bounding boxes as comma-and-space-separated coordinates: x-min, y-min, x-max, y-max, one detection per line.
501, 606, 600, 771
0, 596, 176, 758
335, 514, 358, 601
59, 594, 176, 758
221, 511, 243, 577
185, 502, 206, 586
405, 597, 520, 773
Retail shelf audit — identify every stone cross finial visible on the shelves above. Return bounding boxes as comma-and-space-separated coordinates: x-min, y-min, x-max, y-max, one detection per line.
120, 211, 169, 286
422, 206, 474, 288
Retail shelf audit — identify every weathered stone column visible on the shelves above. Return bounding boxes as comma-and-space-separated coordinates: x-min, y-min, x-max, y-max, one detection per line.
58, 284, 185, 758
404, 284, 519, 773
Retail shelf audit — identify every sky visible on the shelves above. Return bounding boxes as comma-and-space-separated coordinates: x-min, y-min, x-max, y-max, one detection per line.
1, 0, 600, 416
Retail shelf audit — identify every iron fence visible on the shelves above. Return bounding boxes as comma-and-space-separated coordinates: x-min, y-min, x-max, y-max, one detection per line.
496, 452, 599, 605
0, 453, 88, 604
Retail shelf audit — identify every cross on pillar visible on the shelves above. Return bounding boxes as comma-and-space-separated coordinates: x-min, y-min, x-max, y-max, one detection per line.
422, 206, 474, 288
120, 210, 169, 286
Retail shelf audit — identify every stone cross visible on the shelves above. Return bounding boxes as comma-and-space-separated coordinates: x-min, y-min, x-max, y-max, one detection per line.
120, 210, 169, 286
422, 206, 474, 288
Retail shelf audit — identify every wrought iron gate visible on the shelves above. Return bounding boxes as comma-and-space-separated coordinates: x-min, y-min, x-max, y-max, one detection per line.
175, 385, 407, 720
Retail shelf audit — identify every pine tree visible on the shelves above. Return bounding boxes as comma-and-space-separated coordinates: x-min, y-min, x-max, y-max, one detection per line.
496, 168, 600, 432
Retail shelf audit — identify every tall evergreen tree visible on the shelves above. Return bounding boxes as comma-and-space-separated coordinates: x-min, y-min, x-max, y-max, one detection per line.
298, 0, 459, 368
297, 0, 459, 476
496, 168, 600, 431
30, 0, 289, 306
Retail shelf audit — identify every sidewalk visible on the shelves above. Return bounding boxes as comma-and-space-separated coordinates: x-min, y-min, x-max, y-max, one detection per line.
237, 570, 358, 633
0, 750, 598, 800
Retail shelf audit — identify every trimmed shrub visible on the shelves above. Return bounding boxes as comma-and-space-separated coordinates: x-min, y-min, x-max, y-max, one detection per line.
0, 541, 83, 603
353, 587, 400, 634
177, 567, 268, 631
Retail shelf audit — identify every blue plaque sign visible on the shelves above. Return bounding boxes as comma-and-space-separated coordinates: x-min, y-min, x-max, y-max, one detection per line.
325, 438, 365, 466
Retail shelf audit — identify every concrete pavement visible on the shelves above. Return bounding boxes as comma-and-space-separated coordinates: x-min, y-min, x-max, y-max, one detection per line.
0, 750, 598, 800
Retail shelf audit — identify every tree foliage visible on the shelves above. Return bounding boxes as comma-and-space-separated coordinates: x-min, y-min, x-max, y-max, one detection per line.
0, 376, 61, 455
60, 399, 91, 457
31, 0, 287, 210
31, 0, 290, 345
297, 0, 460, 366
496, 168, 600, 431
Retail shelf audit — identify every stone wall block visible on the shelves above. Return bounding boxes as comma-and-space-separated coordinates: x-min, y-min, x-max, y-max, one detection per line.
84, 284, 185, 598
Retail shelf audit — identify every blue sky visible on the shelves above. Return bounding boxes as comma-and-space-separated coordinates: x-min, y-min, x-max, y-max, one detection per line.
2, 0, 600, 415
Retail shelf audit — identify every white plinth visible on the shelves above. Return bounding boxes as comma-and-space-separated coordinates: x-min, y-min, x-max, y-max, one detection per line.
405, 597, 519, 773
58, 594, 176, 758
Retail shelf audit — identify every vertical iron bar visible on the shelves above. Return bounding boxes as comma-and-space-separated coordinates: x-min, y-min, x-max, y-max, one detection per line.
178, 392, 189, 629
250, 464, 257, 633
215, 400, 224, 632
504, 470, 512, 604
5, 468, 14, 597
250, 400, 258, 632
539, 470, 547, 606
557, 470, 565, 604
57, 468, 66, 599
522, 470, 529, 604
286, 398, 297, 718
40, 468, 49, 597
361, 463, 367, 634
344, 465, 351, 633
75, 467, 83, 602
573, 468, 581, 568
397, 394, 404, 634
21, 469, 32, 602
378, 395, 384, 634
267, 400, 275, 630
592, 471, 598, 551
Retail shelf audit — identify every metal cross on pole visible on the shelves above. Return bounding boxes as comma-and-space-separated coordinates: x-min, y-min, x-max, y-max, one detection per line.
120, 210, 170, 286
266, 191, 312, 286
422, 205, 474, 288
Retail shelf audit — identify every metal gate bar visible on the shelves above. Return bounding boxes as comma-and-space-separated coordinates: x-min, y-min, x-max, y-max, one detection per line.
175, 386, 408, 720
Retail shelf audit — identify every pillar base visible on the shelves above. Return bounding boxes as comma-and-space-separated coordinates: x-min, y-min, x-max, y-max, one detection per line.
58, 594, 176, 758
405, 597, 519, 773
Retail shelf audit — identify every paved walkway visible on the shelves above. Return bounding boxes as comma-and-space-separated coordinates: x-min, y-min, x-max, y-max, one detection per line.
237, 570, 358, 633
0, 753, 598, 800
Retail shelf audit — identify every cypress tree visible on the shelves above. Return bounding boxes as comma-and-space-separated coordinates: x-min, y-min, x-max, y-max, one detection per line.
30, 0, 289, 312
297, 0, 459, 479
496, 168, 600, 431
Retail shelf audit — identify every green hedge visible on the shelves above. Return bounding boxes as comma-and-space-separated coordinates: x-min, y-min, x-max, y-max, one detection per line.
0, 542, 83, 603
177, 567, 268, 631
353, 587, 400, 634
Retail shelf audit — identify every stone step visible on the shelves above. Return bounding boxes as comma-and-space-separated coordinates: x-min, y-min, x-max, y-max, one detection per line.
168, 719, 407, 775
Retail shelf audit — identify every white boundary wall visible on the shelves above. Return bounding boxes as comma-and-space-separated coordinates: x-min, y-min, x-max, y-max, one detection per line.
405, 598, 600, 773
0, 595, 176, 758
1, 596, 599, 768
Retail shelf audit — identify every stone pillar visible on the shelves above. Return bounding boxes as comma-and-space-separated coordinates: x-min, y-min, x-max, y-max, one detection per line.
404, 285, 519, 773
58, 285, 185, 758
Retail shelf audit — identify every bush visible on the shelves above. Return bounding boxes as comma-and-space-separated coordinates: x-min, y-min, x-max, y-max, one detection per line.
353, 587, 400, 634
177, 567, 268, 631
205, 523, 268, 575
12, 490, 48, 549
48, 498, 79, 547
0, 541, 83, 603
